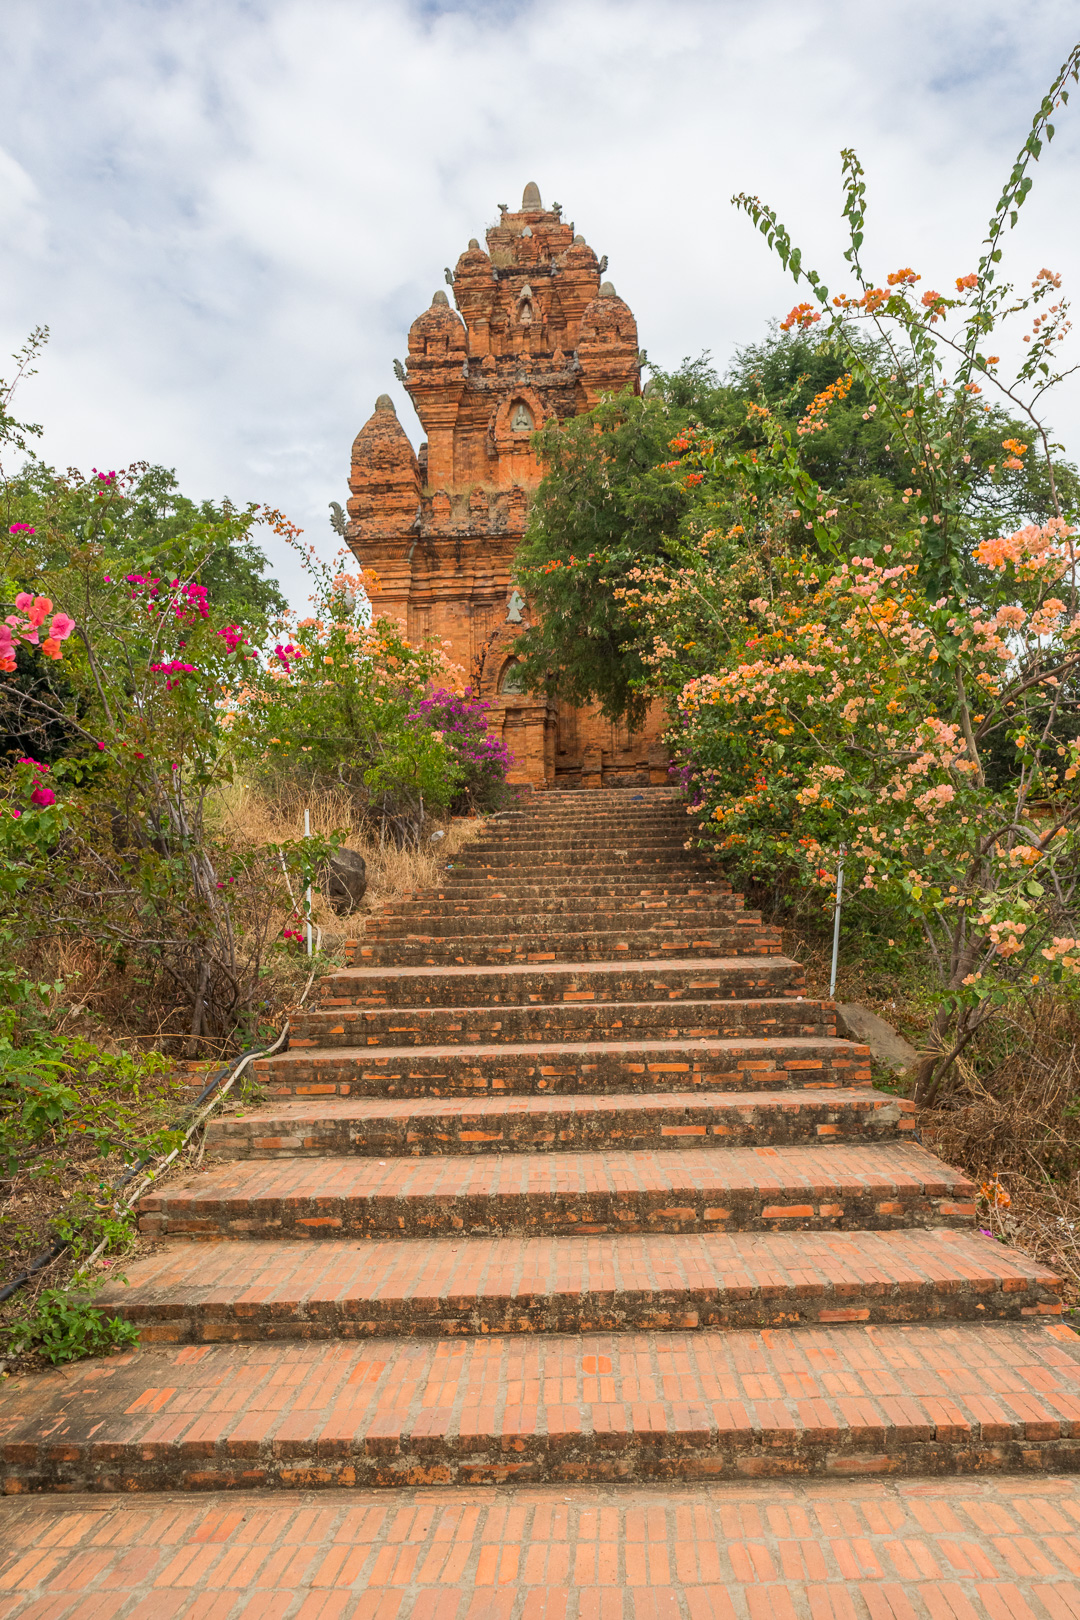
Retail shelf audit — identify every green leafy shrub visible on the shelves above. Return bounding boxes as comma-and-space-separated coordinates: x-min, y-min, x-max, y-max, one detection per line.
3, 1276, 139, 1366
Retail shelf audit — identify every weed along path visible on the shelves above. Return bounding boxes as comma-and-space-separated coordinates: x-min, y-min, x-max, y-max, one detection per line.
3, 788, 1080, 1611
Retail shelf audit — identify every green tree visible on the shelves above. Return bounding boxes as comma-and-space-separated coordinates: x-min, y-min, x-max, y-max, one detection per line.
512, 359, 734, 726
514, 323, 1079, 728
2, 460, 286, 627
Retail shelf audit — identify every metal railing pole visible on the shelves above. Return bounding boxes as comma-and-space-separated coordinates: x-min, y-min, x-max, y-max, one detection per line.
829, 844, 846, 1001
304, 807, 313, 957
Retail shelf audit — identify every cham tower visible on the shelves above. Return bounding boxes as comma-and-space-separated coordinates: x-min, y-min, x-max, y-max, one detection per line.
345, 182, 670, 789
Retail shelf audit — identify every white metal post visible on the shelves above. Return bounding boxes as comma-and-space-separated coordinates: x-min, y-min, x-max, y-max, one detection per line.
304, 808, 313, 957
829, 844, 845, 1001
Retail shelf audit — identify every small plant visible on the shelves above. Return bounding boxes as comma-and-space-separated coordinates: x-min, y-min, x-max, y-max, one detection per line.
3, 1273, 139, 1366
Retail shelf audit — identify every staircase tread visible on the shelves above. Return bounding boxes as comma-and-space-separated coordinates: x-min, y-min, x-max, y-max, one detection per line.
3, 1322, 1079, 1490
143, 1141, 971, 1209
264, 1034, 865, 1063
210, 1087, 892, 1127
101, 1227, 1060, 1315
321, 953, 805, 981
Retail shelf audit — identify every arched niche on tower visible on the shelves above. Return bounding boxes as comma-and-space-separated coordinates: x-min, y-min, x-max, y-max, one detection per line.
490, 386, 549, 466
498, 657, 528, 694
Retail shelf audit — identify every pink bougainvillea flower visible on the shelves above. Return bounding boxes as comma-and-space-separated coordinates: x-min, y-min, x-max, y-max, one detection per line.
49, 613, 75, 641
30, 785, 56, 808
9, 523, 35, 534
14, 592, 33, 611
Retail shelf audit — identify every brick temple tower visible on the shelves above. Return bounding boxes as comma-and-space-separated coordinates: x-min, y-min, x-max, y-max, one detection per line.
345, 182, 669, 789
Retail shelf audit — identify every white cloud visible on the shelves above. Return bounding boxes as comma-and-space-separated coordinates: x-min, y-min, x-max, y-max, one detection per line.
0, 0, 1077, 606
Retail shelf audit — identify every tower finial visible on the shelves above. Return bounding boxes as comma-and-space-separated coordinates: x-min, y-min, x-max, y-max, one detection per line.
521, 181, 542, 210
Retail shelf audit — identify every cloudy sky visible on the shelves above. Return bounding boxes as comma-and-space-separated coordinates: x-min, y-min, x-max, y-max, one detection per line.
1, 0, 1078, 606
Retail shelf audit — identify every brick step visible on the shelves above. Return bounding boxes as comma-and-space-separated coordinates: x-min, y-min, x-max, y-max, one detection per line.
6, 1321, 1079, 1492
375, 894, 743, 922
494, 799, 682, 814
505, 790, 681, 805
450, 857, 701, 874
203, 1088, 905, 1160
481, 820, 688, 839
463, 837, 692, 856
290, 996, 835, 1048
363, 905, 747, 942
351, 921, 782, 966
316, 956, 809, 1010
100, 1227, 1062, 1344
423, 878, 734, 900
254, 1033, 868, 1099
137, 1141, 972, 1240
482, 818, 687, 837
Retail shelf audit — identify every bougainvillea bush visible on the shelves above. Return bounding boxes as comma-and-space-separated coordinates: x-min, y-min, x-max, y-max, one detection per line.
0, 523, 330, 1052
596, 49, 1080, 1098
233, 538, 513, 841
408, 687, 516, 814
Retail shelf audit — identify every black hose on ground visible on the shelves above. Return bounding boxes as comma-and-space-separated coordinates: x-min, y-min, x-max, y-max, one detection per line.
0, 1028, 289, 1305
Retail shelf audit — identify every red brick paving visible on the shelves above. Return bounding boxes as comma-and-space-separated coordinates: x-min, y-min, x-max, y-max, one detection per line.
3, 1322, 1080, 1492
101, 1228, 1062, 1345
5, 1478, 1080, 1618
136, 1143, 972, 1241
4, 788, 1076, 1543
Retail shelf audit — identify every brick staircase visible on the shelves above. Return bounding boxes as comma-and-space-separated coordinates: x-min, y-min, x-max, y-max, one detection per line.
2, 786, 1079, 1494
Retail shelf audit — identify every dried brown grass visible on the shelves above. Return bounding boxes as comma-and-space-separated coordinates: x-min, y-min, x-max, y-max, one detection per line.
774, 903, 1080, 1309
216, 779, 486, 951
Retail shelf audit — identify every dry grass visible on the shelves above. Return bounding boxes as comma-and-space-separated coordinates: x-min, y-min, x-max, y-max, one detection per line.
1, 782, 487, 1354
217, 779, 487, 954
769, 899, 1080, 1311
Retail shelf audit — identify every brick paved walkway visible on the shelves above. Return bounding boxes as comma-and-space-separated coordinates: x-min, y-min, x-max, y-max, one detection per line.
2, 789, 1078, 1505
4, 1479, 1080, 1619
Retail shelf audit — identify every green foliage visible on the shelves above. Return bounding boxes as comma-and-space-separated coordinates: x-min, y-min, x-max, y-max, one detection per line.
234, 547, 509, 840
513, 361, 735, 725
0, 1032, 179, 1180
3, 1276, 140, 1366
2, 460, 285, 634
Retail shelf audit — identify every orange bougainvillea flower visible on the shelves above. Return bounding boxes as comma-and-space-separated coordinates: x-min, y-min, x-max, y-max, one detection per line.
955, 273, 979, 291
886, 268, 920, 286
780, 302, 821, 333
980, 1178, 1011, 1209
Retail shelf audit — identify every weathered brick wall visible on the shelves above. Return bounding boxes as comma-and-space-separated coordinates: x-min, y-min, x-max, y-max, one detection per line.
345, 183, 668, 789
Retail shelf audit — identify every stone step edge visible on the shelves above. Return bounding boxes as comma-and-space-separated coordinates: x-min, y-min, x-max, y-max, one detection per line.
101, 1227, 1063, 1343
319, 953, 807, 987
5, 1322, 1080, 1494
290, 994, 836, 1036
202, 1087, 909, 1157
135, 1141, 976, 1240
260, 1033, 868, 1064
349, 939, 784, 968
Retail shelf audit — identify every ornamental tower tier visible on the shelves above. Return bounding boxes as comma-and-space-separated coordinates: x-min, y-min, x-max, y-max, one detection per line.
345, 184, 668, 789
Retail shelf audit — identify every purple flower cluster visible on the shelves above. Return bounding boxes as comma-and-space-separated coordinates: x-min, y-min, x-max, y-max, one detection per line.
121, 574, 210, 623
409, 686, 514, 810
149, 659, 198, 691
